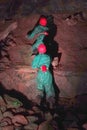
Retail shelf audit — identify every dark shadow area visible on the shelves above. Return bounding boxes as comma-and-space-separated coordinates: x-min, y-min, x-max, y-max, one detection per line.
0, 82, 34, 109
0, 39, 10, 60
52, 116, 65, 130
0, 32, 16, 60
21, 0, 50, 16
51, 65, 60, 104
44, 15, 62, 63
5, 0, 23, 20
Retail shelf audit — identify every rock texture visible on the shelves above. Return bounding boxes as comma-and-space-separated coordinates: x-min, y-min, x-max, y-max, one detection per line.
0, 14, 87, 99
0, 7, 87, 130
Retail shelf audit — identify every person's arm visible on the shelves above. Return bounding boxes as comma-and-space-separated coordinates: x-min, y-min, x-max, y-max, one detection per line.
27, 25, 48, 39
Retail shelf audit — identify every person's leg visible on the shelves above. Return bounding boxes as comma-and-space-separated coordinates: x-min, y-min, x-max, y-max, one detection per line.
44, 84, 55, 109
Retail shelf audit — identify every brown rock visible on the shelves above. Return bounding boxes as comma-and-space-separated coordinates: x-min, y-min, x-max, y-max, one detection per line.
38, 120, 54, 130
24, 123, 38, 130
28, 110, 35, 115
0, 14, 87, 100
82, 122, 87, 130
3, 111, 13, 118
67, 128, 79, 130
0, 96, 6, 106
32, 106, 42, 114
44, 112, 53, 121
0, 96, 7, 113
4, 94, 22, 109
0, 106, 7, 113
27, 115, 38, 123
8, 45, 32, 65
0, 67, 41, 103
11, 107, 26, 113
65, 18, 78, 26
0, 110, 3, 122
12, 115, 28, 126
2, 125, 14, 130
0, 22, 17, 41
0, 117, 12, 127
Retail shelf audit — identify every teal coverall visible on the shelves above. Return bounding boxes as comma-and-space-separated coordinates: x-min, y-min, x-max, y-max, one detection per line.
32, 54, 55, 98
27, 25, 48, 39
27, 25, 48, 53
32, 34, 46, 51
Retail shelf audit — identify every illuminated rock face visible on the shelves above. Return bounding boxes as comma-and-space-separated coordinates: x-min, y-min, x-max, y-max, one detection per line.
54, 71, 87, 98
0, 67, 39, 102
0, 14, 87, 99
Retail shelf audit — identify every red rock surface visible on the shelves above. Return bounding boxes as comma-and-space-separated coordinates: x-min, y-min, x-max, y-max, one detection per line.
0, 14, 87, 99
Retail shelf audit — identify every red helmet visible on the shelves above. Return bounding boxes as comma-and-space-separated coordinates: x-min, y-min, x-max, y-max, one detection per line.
38, 44, 46, 54
39, 17, 47, 26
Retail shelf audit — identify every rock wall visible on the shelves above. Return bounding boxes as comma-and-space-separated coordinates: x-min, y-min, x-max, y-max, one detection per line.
0, 14, 87, 100
0, 0, 87, 18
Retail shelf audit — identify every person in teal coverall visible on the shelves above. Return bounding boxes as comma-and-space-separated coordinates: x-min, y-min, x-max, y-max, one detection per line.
27, 16, 49, 39
31, 44, 55, 107
26, 16, 49, 54
32, 32, 48, 52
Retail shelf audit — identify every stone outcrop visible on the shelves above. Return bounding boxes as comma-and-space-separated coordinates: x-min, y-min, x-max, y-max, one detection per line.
0, 14, 87, 100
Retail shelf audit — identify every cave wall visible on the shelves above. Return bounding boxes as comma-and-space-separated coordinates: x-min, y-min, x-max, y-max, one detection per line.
0, 0, 87, 19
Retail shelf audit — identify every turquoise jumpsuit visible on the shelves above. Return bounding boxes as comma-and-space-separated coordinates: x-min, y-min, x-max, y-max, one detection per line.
32, 54, 55, 98
27, 25, 48, 53
27, 25, 48, 39
32, 34, 46, 51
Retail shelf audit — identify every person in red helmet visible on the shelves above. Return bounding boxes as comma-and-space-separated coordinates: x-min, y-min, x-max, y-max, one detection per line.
32, 44, 55, 108
26, 16, 49, 56
37, 43, 46, 53
39, 17, 47, 26
32, 31, 49, 53
27, 16, 49, 39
